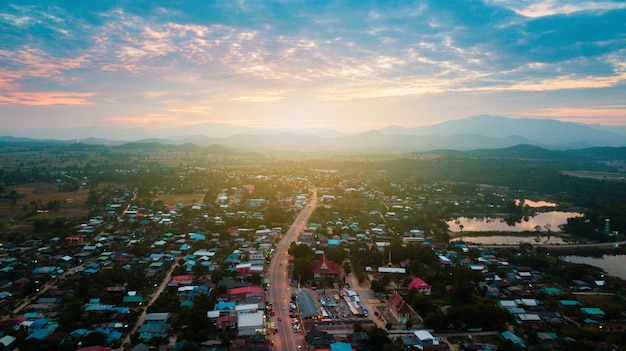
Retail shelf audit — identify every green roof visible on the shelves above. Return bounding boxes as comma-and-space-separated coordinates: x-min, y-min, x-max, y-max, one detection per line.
122, 295, 145, 303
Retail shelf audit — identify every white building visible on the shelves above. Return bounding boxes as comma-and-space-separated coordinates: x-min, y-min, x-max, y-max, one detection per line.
237, 310, 266, 336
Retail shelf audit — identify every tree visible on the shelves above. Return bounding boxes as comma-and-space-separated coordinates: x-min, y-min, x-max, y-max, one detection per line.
82, 331, 107, 347
326, 246, 347, 263
245, 272, 262, 285
367, 327, 391, 349
343, 261, 352, 275
288, 243, 314, 260
9, 190, 18, 206
293, 258, 314, 283
370, 279, 387, 294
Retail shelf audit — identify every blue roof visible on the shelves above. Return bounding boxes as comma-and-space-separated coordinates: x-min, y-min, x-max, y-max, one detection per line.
215, 301, 235, 311
581, 308, 605, 316
69, 329, 90, 336
330, 342, 353, 351
31, 318, 49, 328
107, 330, 123, 342
180, 300, 194, 308
26, 328, 54, 340
189, 233, 206, 240
93, 328, 124, 342
540, 287, 562, 295
501, 331, 526, 348
297, 290, 318, 319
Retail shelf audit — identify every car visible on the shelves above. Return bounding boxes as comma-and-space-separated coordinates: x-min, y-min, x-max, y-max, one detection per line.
277, 317, 282, 321
281, 295, 285, 299
298, 345, 302, 350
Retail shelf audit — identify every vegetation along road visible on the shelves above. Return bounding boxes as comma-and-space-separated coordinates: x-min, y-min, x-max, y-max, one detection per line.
267, 188, 318, 351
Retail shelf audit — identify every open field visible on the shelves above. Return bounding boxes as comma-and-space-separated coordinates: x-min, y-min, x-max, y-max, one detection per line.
0, 183, 90, 220
561, 170, 626, 181
154, 193, 206, 206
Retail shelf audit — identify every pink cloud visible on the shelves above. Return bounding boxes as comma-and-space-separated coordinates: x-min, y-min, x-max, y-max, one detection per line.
107, 114, 179, 126
0, 91, 93, 105
518, 106, 626, 125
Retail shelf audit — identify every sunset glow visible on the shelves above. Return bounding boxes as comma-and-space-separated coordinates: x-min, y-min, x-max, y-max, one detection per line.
1, 1, 625, 134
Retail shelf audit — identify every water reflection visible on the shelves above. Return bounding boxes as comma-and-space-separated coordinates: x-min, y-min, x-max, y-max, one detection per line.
450, 235, 568, 245
516, 199, 558, 208
563, 255, 626, 280
447, 212, 582, 232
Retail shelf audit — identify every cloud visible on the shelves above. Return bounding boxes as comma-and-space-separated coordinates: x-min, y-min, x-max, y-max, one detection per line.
491, 0, 626, 17
0, 1, 625, 129
0, 91, 93, 105
522, 105, 626, 119
107, 114, 180, 126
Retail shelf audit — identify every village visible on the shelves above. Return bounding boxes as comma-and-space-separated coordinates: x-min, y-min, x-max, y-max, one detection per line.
0, 158, 625, 351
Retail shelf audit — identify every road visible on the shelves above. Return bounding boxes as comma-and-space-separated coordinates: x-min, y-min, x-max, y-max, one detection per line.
115, 257, 181, 350
344, 272, 388, 330
267, 189, 318, 351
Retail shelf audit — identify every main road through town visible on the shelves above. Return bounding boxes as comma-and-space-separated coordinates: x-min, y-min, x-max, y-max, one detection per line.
267, 188, 318, 351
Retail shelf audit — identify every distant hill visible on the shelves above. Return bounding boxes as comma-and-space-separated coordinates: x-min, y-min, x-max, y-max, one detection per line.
378, 115, 626, 148
1, 115, 625, 152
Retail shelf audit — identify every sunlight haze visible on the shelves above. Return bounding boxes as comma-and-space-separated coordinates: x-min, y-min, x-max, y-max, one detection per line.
1, 0, 625, 133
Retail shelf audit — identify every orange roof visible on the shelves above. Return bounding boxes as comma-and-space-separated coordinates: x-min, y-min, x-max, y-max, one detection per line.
314, 254, 340, 275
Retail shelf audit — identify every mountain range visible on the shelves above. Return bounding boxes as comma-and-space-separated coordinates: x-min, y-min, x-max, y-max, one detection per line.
2, 115, 626, 152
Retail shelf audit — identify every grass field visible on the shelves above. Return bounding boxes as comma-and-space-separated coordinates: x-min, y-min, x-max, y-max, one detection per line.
154, 193, 207, 206
0, 183, 90, 220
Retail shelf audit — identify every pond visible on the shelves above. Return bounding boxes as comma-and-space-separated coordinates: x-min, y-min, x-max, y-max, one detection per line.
447, 211, 582, 233
517, 199, 558, 208
450, 234, 569, 245
563, 255, 626, 280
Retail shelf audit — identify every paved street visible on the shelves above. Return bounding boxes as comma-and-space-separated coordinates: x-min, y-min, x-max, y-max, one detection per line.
267, 189, 318, 351
115, 257, 181, 350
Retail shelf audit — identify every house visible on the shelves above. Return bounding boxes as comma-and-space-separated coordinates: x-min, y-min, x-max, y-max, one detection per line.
237, 310, 265, 336
215, 315, 236, 331
170, 274, 194, 286
330, 342, 354, 351
408, 277, 432, 295
378, 267, 406, 274
313, 254, 340, 278
401, 330, 446, 349
0, 335, 16, 349
229, 286, 264, 304
389, 293, 412, 325
501, 331, 526, 349
138, 313, 171, 342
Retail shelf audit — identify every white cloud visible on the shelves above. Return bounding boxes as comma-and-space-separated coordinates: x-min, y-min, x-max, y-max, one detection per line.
489, 0, 626, 17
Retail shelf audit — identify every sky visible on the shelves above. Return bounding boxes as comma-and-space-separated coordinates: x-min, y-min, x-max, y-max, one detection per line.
1, 0, 625, 134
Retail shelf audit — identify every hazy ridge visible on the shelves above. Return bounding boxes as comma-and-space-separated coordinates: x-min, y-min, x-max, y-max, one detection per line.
2, 115, 625, 152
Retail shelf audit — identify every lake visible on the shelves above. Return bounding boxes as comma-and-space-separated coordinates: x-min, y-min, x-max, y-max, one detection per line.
516, 199, 558, 208
563, 255, 626, 280
447, 211, 582, 233
450, 234, 568, 245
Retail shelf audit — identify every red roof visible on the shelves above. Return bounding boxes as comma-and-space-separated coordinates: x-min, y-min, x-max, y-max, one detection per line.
76, 346, 110, 351
216, 315, 236, 324
408, 277, 432, 289
314, 254, 340, 275
229, 286, 263, 295
172, 275, 194, 283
